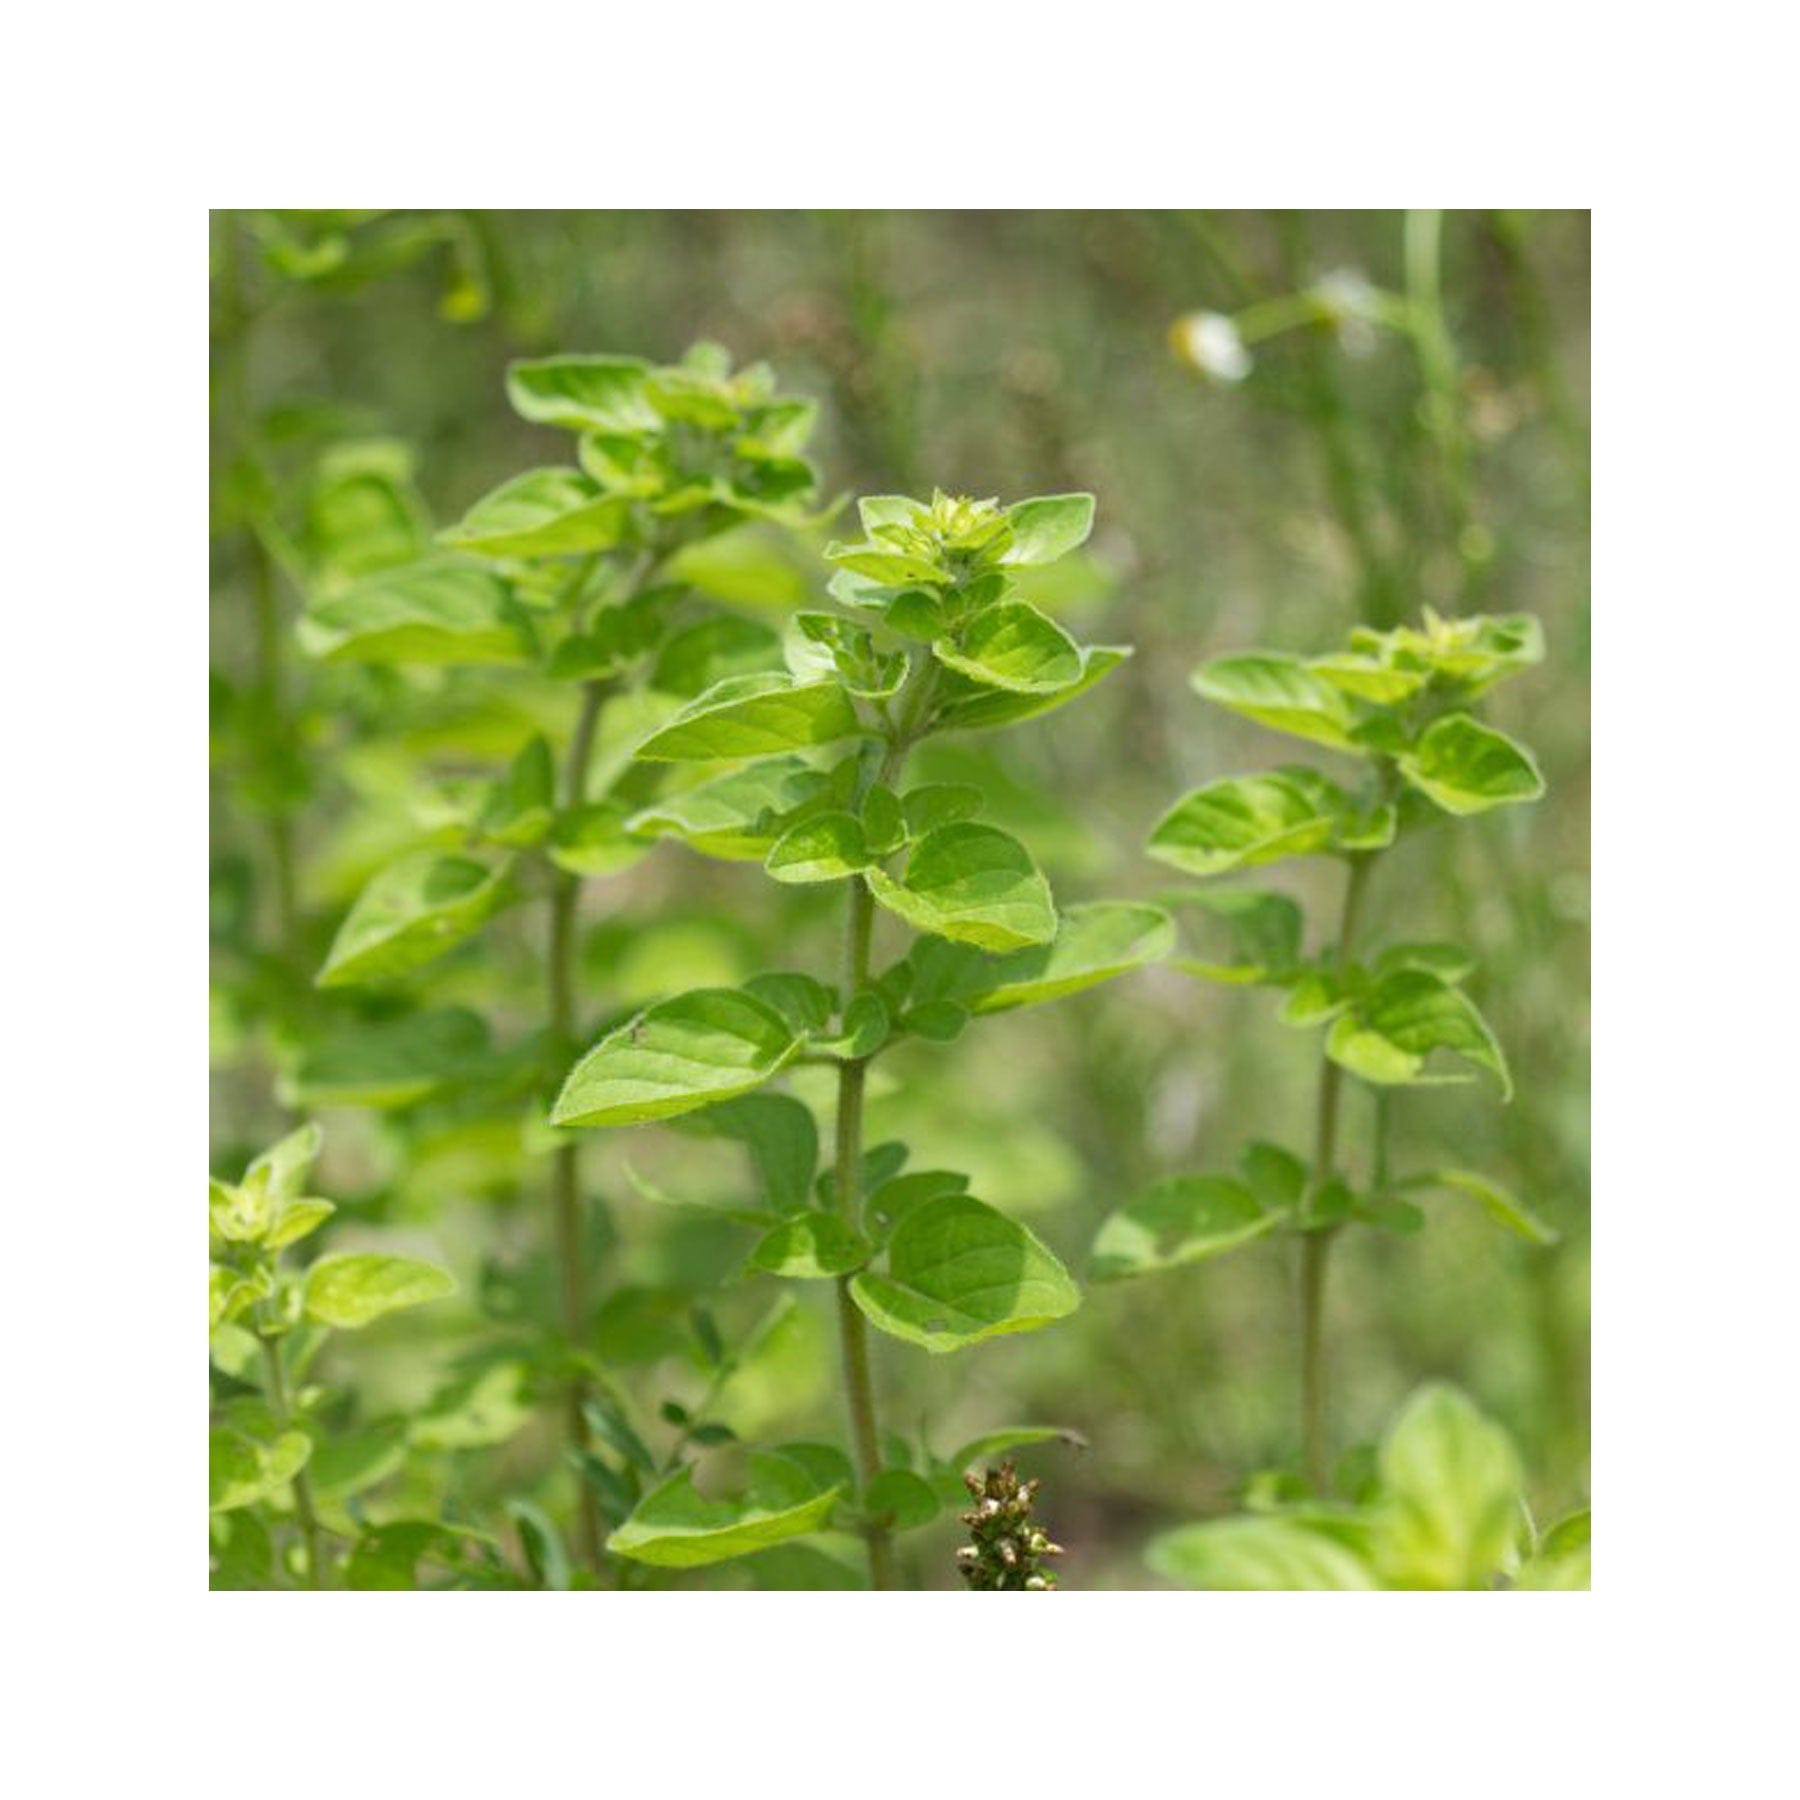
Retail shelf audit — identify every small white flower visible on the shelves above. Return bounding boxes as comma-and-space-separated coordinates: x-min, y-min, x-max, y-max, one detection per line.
1170, 310, 1252, 383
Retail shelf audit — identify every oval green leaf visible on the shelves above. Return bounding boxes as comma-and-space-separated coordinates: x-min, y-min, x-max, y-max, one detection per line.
849, 1193, 1079, 1353
303, 1253, 457, 1328
439, 468, 635, 560
1398, 714, 1545, 815
608, 1451, 841, 1568
552, 987, 803, 1129
932, 601, 1084, 694
299, 560, 536, 666
634, 673, 864, 763
1090, 1174, 1278, 1281
864, 823, 1056, 953
317, 852, 514, 988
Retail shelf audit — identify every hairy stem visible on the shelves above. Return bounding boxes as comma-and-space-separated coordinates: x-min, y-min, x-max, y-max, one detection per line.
260, 1332, 324, 1588
833, 872, 898, 1591
1299, 847, 1376, 1491
548, 673, 611, 1573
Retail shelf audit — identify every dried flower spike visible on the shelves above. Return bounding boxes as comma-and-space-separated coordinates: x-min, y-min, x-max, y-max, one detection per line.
957, 1461, 1064, 1591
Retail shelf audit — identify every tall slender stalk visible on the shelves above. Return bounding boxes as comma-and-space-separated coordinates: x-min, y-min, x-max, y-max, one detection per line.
1298, 846, 1376, 1491
259, 1332, 324, 1587
544, 551, 650, 1574
832, 872, 896, 1590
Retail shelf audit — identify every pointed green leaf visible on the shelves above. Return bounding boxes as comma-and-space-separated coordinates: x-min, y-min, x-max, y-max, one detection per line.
1090, 1175, 1278, 1281
1191, 654, 1361, 750
1000, 493, 1095, 566
850, 1193, 1079, 1353
749, 1213, 873, 1279
303, 1253, 457, 1328
904, 902, 1174, 1015
1397, 1168, 1559, 1245
477, 735, 556, 847
318, 852, 513, 988
1163, 888, 1305, 985
246, 1123, 323, 1201
210, 1423, 314, 1514
1518, 1509, 1591, 1590
766, 810, 871, 884
439, 468, 634, 559
546, 800, 650, 878
1369, 1384, 1525, 1589
284, 1007, 493, 1109
1149, 768, 1356, 876
932, 601, 1084, 694
552, 988, 802, 1129
672, 1092, 819, 1213
901, 783, 984, 837
864, 823, 1056, 953
299, 559, 536, 666
948, 1425, 1086, 1469
506, 354, 658, 432
628, 757, 829, 861
1326, 969, 1512, 1098
937, 644, 1131, 732
1148, 1517, 1378, 1591
634, 673, 864, 762
1398, 714, 1545, 815
608, 1451, 841, 1568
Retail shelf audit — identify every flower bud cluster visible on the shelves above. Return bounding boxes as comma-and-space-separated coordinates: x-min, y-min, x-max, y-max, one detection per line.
955, 1461, 1064, 1591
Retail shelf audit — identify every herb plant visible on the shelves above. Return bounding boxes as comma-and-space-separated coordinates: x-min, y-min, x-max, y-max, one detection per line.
1092, 608, 1555, 1490
299, 343, 826, 1571
1147, 1382, 1590, 1591
550, 488, 1171, 1587
208, 1124, 456, 1587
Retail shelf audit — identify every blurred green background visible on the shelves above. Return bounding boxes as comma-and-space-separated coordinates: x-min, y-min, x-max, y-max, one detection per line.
210, 210, 1589, 1587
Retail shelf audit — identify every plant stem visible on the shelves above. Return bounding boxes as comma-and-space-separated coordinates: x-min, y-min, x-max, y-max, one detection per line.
548, 672, 611, 1574
1298, 847, 1376, 1491
832, 870, 898, 1591
259, 1332, 324, 1588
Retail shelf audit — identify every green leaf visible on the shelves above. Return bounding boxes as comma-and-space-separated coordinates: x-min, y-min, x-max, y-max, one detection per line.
546, 800, 649, 878
850, 1193, 1079, 1353
864, 1169, 971, 1237
1191, 654, 1361, 751
439, 468, 634, 560
209, 1422, 313, 1513
506, 354, 658, 433
742, 973, 837, 1036
299, 559, 535, 666
901, 782, 984, 837
1000, 493, 1095, 566
671, 1092, 818, 1213
1149, 769, 1356, 876
264, 1199, 336, 1249
1165, 887, 1304, 985
1325, 970, 1512, 1098
865, 823, 1056, 953
1397, 1168, 1559, 1245
1398, 714, 1545, 815
937, 644, 1131, 733
284, 1007, 493, 1109
629, 757, 828, 861
765, 811, 870, 884
903, 902, 1173, 1015
318, 852, 513, 988
1368, 1384, 1525, 1589
651, 612, 784, 698
949, 1425, 1086, 1468
634, 673, 864, 762
1518, 1509, 1591, 1590
552, 988, 802, 1128
932, 602, 1083, 694
787, 612, 907, 699
608, 1452, 841, 1568
1148, 1517, 1378, 1590
477, 736, 555, 847
310, 1421, 409, 1500
749, 1213, 873, 1278
303, 1253, 456, 1328
246, 1123, 322, 1201
865, 1469, 941, 1531
1090, 1175, 1279, 1281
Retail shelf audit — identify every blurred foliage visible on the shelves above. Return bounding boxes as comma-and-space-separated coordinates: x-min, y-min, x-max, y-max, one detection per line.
210, 209, 1588, 1588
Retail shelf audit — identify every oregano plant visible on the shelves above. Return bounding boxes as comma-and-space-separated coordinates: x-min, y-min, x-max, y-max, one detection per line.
208, 1124, 456, 1588
298, 342, 826, 1571
1147, 1382, 1590, 1591
1092, 607, 1555, 1491
550, 488, 1171, 1587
